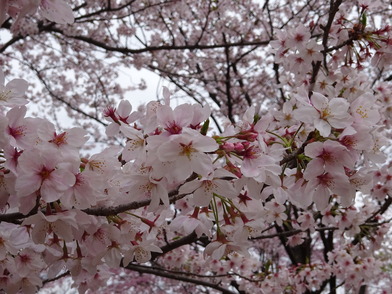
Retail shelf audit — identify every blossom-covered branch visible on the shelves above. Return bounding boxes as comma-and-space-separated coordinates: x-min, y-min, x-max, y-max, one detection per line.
0, 1, 392, 293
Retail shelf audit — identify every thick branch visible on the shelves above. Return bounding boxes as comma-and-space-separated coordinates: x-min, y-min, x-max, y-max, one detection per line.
44, 26, 269, 54
0, 192, 188, 222
125, 263, 237, 294
0, 174, 197, 222
151, 232, 199, 260
365, 195, 392, 223
280, 130, 312, 166
222, 33, 234, 123
83, 190, 188, 216
309, 0, 343, 94
84, 173, 197, 216
0, 34, 23, 53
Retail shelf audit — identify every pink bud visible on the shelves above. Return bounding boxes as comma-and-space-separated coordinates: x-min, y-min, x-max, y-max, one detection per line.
222, 142, 235, 152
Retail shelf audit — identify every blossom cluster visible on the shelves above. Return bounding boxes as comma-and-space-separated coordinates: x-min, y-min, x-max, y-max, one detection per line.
0, 63, 391, 292
0, 1, 392, 293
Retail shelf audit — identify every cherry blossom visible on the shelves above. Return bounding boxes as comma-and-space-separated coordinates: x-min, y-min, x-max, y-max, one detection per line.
120, 172, 169, 211
118, 125, 146, 162
169, 208, 213, 237
60, 168, 98, 209
0, 70, 28, 107
304, 167, 355, 210
204, 230, 250, 260
123, 239, 163, 265
150, 129, 218, 181
0, 106, 31, 149
293, 92, 353, 137
156, 104, 196, 135
104, 100, 139, 137
22, 210, 92, 244
179, 169, 238, 207
304, 140, 355, 174
15, 148, 75, 203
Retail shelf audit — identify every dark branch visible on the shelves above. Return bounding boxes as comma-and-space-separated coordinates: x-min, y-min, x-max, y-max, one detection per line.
125, 263, 237, 294
43, 26, 270, 54
309, 0, 343, 95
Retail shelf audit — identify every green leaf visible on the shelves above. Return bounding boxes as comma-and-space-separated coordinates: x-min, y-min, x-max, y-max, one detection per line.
360, 13, 367, 27
200, 119, 210, 135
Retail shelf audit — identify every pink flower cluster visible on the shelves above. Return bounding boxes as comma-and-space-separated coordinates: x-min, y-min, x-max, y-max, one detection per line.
0, 1, 392, 293
0, 64, 391, 292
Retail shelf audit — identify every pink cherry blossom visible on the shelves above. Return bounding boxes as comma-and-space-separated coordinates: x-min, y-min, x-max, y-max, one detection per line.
0, 106, 39, 150
123, 239, 162, 265
293, 92, 353, 137
152, 129, 218, 180
156, 104, 195, 135
22, 210, 92, 244
304, 168, 355, 210
304, 140, 355, 174
263, 200, 287, 226
104, 100, 139, 136
204, 230, 250, 260
179, 169, 238, 207
0, 69, 28, 107
170, 209, 213, 237
15, 149, 75, 202
4, 0, 40, 30
350, 92, 381, 127
37, 121, 89, 157
119, 125, 146, 162
124, 174, 169, 211
61, 170, 98, 209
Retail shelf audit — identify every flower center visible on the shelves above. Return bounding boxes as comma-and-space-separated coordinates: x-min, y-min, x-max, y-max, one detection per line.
180, 142, 196, 159
0, 89, 11, 102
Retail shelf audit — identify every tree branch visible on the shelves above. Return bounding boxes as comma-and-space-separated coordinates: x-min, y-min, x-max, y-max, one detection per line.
309, 0, 343, 95
151, 231, 199, 260
44, 26, 270, 54
125, 263, 237, 294
83, 190, 189, 217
